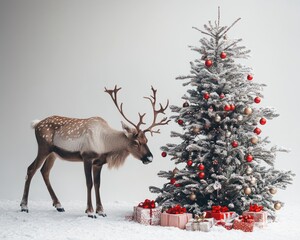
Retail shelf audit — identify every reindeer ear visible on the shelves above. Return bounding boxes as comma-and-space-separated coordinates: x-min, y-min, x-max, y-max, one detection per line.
121, 121, 133, 137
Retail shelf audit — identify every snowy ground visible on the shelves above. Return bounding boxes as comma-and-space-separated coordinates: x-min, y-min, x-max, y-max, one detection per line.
0, 200, 299, 240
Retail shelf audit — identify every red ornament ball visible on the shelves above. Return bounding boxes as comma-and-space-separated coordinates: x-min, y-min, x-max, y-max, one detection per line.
170, 178, 176, 184
198, 164, 205, 171
205, 59, 213, 67
247, 74, 253, 80
220, 52, 227, 59
230, 104, 236, 111
254, 127, 262, 135
177, 119, 184, 125
187, 160, 193, 166
203, 92, 210, 100
260, 117, 267, 125
175, 183, 181, 187
198, 172, 205, 179
224, 104, 231, 111
161, 151, 167, 157
246, 154, 253, 162
254, 97, 261, 103
231, 140, 239, 148
219, 93, 225, 99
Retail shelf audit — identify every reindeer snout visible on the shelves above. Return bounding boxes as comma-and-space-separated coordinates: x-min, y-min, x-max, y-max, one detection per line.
142, 153, 153, 164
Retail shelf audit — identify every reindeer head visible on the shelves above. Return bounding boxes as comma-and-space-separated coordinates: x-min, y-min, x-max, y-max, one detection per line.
105, 86, 170, 164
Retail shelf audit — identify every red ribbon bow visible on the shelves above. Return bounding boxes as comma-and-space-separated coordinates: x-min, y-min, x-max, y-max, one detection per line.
138, 199, 156, 209
249, 204, 263, 212
212, 205, 229, 213
166, 205, 187, 214
239, 215, 254, 223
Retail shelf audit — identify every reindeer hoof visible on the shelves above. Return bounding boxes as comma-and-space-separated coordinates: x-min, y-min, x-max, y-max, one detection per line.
56, 207, 65, 212
96, 211, 107, 217
88, 214, 97, 219
21, 208, 29, 213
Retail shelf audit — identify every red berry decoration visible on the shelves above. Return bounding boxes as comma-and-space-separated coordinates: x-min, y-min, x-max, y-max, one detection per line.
220, 52, 227, 59
198, 172, 205, 179
224, 104, 231, 111
246, 154, 253, 162
247, 74, 253, 80
231, 140, 238, 148
230, 104, 236, 111
254, 127, 262, 135
177, 119, 184, 125
205, 59, 213, 67
254, 97, 261, 103
203, 92, 210, 100
170, 178, 176, 184
175, 183, 181, 187
161, 151, 167, 157
198, 164, 205, 171
260, 117, 267, 125
187, 160, 193, 166
219, 93, 225, 99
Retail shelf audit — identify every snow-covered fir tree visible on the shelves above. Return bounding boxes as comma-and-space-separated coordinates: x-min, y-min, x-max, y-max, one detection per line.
150, 9, 294, 220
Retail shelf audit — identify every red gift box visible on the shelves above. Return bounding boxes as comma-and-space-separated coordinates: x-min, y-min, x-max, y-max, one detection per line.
205, 205, 235, 221
133, 199, 161, 225
233, 215, 254, 232
243, 204, 267, 228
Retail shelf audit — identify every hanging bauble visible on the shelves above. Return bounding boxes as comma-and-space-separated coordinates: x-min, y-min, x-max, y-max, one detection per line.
161, 151, 167, 157
254, 97, 261, 104
244, 107, 253, 115
219, 93, 225, 99
215, 115, 221, 122
269, 187, 277, 195
198, 164, 205, 171
254, 127, 262, 135
237, 115, 243, 121
250, 177, 257, 185
198, 172, 205, 179
225, 131, 232, 138
244, 187, 252, 195
230, 104, 236, 111
231, 140, 238, 148
220, 52, 227, 59
189, 193, 197, 201
246, 166, 253, 175
247, 74, 253, 80
183, 101, 189, 107
205, 59, 213, 67
245, 154, 253, 162
224, 104, 231, 111
187, 159, 193, 166
173, 168, 179, 175
170, 178, 176, 184
175, 183, 181, 187
250, 136, 259, 144
177, 119, 184, 125
203, 92, 210, 100
274, 202, 282, 210
192, 126, 201, 134
260, 117, 267, 125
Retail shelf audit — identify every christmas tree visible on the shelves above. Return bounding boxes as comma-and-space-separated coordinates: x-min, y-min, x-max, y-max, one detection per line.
149, 9, 294, 220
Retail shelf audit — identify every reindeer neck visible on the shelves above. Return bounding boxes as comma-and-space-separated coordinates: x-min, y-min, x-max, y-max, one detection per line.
103, 129, 130, 153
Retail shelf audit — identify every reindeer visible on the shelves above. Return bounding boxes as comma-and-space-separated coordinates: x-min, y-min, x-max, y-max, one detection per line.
20, 86, 169, 217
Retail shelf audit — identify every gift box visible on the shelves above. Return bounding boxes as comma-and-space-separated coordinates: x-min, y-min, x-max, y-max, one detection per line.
133, 199, 161, 225
205, 205, 235, 221
161, 205, 192, 229
186, 216, 215, 232
233, 215, 255, 232
243, 204, 267, 228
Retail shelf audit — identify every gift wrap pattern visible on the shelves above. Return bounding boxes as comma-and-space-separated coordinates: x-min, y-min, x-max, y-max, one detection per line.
186, 218, 215, 232
161, 212, 193, 229
242, 211, 267, 228
133, 206, 161, 225
233, 219, 254, 232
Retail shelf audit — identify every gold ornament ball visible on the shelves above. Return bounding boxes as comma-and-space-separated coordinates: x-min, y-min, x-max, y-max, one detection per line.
250, 177, 257, 185
274, 202, 282, 210
192, 126, 201, 134
269, 187, 277, 195
237, 115, 243, 121
246, 167, 253, 175
244, 107, 253, 115
173, 168, 179, 175
189, 193, 197, 201
250, 136, 259, 144
215, 115, 221, 122
244, 187, 252, 195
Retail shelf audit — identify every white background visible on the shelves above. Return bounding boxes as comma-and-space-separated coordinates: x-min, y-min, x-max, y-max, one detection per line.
0, 0, 299, 209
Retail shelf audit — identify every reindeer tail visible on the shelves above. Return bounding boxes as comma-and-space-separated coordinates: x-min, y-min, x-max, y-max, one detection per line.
31, 119, 41, 129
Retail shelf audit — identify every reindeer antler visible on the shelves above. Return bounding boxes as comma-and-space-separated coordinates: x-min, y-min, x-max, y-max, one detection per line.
104, 85, 146, 131
143, 86, 170, 136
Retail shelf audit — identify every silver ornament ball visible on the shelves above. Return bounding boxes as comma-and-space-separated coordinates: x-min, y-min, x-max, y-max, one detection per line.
237, 115, 243, 121
246, 167, 253, 175
215, 115, 221, 122
225, 131, 232, 138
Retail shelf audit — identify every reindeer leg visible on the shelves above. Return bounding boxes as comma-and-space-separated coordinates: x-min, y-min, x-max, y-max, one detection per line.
93, 163, 106, 217
83, 158, 96, 218
20, 149, 49, 212
40, 153, 64, 212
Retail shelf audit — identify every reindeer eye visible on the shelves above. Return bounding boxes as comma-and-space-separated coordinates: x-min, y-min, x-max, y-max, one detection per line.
134, 140, 140, 147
